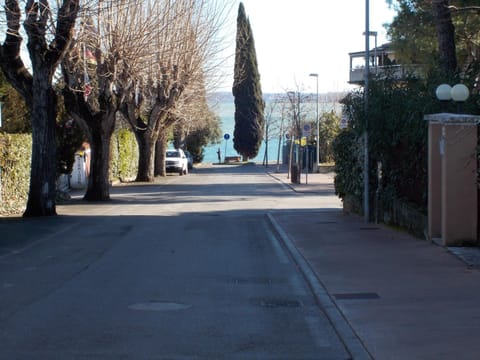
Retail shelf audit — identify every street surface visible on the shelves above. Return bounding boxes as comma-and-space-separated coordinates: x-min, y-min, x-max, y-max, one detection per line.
0, 164, 348, 359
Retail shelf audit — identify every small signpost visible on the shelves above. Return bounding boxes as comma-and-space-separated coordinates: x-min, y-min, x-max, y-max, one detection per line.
302, 123, 311, 137
223, 133, 230, 162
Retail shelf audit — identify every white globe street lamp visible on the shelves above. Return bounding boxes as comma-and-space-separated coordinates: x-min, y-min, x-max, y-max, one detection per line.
435, 84, 452, 101
451, 84, 469, 102
435, 83, 470, 113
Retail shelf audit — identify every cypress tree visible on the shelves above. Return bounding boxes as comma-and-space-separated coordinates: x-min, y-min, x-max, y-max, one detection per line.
232, 2, 264, 160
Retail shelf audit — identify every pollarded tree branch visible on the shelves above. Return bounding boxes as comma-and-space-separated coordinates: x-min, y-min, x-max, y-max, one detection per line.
24, 0, 79, 71
50, 0, 80, 65
0, 0, 33, 105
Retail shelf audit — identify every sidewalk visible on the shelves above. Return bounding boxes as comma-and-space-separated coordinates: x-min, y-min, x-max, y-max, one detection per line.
266, 164, 337, 194
267, 166, 480, 360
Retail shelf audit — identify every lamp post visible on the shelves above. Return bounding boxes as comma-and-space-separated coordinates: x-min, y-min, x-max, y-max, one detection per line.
287, 91, 298, 183
364, 0, 370, 222
309, 73, 319, 172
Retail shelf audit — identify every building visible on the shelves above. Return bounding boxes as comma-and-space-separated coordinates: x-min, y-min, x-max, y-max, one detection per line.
349, 43, 422, 84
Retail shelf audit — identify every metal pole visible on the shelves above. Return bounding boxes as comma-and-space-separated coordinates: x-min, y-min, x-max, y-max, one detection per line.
364, 0, 370, 222
305, 139, 308, 184
224, 138, 228, 162
288, 135, 294, 179
297, 92, 302, 182
309, 73, 319, 172
316, 77, 319, 172
276, 116, 284, 172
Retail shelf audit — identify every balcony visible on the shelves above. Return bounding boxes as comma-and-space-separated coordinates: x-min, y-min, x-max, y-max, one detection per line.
349, 43, 422, 84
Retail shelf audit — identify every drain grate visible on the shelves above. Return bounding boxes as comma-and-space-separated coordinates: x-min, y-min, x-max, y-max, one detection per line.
359, 227, 380, 231
128, 301, 192, 311
254, 297, 302, 308
333, 292, 380, 300
229, 277, 282, 285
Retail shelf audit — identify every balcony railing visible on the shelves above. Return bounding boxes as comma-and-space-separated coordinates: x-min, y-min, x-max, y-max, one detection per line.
349, 64, 423, 84
348, 43, 423, 84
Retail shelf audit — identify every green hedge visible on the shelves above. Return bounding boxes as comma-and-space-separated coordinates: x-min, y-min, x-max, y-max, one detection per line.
110, 129, 139, 182
1, 129, 139, 215
333, 76, 434, 224
0, 133, 31, 215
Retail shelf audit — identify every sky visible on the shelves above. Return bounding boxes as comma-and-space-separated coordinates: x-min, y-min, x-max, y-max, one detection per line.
217, 0, 397, 94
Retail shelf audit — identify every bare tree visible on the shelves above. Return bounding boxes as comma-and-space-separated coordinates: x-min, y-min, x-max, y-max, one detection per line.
62, 0, 156, 200
0, 0, 80, 216
170, 84, 222, 164
119, 0, 232, 181
262, 95, 290, 171
285, 85, 310, 182
171, 82, 209, 149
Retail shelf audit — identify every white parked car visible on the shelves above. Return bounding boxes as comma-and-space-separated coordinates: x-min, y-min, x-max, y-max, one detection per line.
165, 149, 188, 175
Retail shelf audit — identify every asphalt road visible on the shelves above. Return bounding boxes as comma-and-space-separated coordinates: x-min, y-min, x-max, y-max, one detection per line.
0, 164, 347, 359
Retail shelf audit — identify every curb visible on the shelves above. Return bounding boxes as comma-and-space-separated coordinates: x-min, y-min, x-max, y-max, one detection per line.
266, 171, 335, 195
266, 213, 373, 360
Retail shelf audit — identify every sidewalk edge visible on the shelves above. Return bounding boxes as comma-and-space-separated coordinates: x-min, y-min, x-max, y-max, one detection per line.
266, 213, 373, 360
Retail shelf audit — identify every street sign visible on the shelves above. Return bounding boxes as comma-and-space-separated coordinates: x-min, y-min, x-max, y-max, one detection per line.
224, 133, 230, 140
302, 124, 311, 137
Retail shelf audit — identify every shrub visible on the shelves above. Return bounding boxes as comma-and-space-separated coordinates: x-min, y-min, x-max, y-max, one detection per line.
333, 130, 364, 200
333, 74, 458, 220
1, 128, 140, 215
0, 133, 31, 214
110, 129, 138, 182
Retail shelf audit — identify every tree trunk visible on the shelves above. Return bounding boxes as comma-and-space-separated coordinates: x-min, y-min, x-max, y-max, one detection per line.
61, 86, 117, 202
83, 113, 116, 201
23, 78, 57, 217
135, 130, 156, 182
155, 132, 168, 177
432, 0, 457, 74
0, 0, 80, 216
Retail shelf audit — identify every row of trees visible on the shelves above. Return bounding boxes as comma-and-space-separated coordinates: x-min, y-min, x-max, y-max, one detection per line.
258, 91, 342, 168
0, 0, 231, 216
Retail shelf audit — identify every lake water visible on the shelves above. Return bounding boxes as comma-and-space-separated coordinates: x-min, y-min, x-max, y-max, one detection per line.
203, 93, 342, 164
203, 101, 285, 164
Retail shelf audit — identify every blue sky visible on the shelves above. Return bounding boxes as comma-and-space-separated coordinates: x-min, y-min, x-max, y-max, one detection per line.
217, 0, 396, 94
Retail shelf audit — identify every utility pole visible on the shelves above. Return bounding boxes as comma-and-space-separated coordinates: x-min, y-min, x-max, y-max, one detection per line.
364, 0, 370, 222
309, 73, 319, 172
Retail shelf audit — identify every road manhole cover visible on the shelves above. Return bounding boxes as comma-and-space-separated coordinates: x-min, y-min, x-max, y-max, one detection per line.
128, 301, 192, 312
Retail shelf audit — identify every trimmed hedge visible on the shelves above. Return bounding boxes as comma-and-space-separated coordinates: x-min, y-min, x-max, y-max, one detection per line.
110, 129, 139, 182
1, 129, 139, 215
333, 77, 433, 235
0, 133, 31, 215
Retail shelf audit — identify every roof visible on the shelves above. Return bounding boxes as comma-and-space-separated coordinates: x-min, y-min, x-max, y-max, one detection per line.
349, 42, 394, 57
